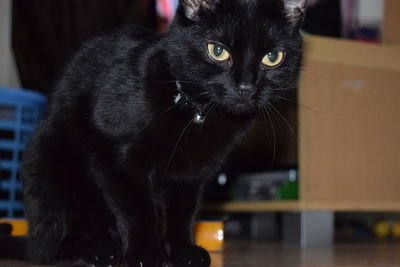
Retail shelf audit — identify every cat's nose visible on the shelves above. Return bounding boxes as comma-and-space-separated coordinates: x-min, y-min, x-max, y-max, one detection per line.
238, 83, 255, 98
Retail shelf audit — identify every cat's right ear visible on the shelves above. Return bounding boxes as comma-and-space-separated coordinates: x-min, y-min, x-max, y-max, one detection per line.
180, 0, 218, 20
283, 0, 308, 24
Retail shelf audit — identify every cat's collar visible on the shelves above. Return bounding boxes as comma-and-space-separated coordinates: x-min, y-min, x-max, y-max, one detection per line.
174, 81, 208, 125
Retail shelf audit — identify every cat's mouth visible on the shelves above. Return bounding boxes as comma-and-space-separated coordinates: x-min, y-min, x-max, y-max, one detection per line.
225, 105, 257, 115
220, 91, 261, 115
217, 99, 259, 116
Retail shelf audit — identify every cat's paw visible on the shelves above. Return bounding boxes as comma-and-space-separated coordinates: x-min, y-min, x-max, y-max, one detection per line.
170, 245, 210, 267
124, 252, 165, 267
53, 253, 119, 267
87, 254, 119, 267
54, 236, 121, 267
58, 250, 120, 267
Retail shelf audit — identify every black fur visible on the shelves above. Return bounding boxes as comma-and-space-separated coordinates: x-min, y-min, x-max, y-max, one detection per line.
1, 0, 305, 266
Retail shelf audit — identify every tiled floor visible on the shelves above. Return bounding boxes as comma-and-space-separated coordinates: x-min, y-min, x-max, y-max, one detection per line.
1, 240, 400, 266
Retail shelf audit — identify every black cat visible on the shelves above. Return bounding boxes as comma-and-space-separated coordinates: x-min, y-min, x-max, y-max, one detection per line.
1, 0, 306, 266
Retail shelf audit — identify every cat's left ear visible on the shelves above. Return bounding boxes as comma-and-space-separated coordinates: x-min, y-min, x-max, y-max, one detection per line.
283, 0, 308, 24
180, 0, 218, 20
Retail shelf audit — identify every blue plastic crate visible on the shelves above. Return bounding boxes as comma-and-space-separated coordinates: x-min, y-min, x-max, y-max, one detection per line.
0, 87, 47, 218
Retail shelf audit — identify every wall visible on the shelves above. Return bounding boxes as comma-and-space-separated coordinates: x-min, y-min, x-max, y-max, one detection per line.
383, 0, 400, 45
0, 0, 21, 88
357, 0, 384, 27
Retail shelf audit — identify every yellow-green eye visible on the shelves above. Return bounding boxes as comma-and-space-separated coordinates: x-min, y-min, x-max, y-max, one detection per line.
207, 43, 230, 61
262, 51, 284, 67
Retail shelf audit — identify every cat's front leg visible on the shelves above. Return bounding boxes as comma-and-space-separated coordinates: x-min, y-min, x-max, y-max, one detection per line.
89, 156, 167, 266
164, 181, 211, 267
105, 189, 167, 267
122, 218, 168, 267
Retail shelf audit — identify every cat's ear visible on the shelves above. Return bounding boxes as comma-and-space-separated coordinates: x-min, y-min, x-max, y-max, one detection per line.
283, 0, 308, 24
180, 0, 218, 20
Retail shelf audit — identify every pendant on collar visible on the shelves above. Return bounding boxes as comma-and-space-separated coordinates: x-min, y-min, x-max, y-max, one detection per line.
193, 112, 205, 125
175, 80, 206, 125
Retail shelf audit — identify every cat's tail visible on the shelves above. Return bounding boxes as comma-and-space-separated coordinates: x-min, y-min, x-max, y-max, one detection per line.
0, 235, 27, 260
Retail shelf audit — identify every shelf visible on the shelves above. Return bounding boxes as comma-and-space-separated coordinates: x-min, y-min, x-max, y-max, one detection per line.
203, 200, 400, 213
303, 201, 400, 212
203, 200, 300, 213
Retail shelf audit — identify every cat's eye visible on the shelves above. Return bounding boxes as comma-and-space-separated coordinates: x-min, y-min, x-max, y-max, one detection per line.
207, 43, 230, 62
262, 51, 284, 67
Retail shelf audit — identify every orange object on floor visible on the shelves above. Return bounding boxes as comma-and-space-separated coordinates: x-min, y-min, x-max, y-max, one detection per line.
0, 219, 28, 236
194, 221, 224, 252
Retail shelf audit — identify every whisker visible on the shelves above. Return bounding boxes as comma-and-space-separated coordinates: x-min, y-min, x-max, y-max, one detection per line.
185, 90, 213, 101
167, 119, 193, 168
158, 80, 199, 85
273, 95, 322, 116
260, 106, 276, 163
205, 102, 218, 119
269, 86, 297, 92
201, 102, 218, 131
153, 102, 178, 118
258, 106, 271, 146
268, 103, 298, 144
264, 105, 276, 164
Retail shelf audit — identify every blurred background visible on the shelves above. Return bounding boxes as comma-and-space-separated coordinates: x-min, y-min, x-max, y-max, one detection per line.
1, 0, 400, 250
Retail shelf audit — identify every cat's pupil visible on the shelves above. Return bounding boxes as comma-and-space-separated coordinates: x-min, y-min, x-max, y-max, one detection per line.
213, 45, 224, 57
268, 51, 278, 62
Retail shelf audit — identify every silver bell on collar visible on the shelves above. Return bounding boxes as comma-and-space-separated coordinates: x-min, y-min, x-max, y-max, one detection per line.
193, 112, 205, 125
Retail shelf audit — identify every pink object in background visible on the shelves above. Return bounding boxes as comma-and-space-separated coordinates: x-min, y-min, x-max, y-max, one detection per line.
157, 0, 178, 23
